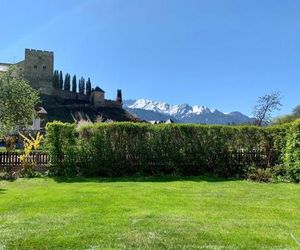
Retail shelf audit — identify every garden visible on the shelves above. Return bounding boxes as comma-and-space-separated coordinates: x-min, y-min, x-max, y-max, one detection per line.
1, 121, 300, 249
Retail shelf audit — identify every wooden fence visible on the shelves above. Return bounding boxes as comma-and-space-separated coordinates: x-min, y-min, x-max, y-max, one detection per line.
0, 149, 272, 171
0, 152, 49, 172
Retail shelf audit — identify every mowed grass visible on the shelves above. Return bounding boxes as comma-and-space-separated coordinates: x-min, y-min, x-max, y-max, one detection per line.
0, 177, 300, 249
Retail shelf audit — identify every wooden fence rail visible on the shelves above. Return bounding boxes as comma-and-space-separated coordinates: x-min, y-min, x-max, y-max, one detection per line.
0, 152, 50, 168
0, 149, 271, 171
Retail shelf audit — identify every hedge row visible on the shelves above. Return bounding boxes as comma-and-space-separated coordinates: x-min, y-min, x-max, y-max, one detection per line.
284, 120, 300, 182
45, 121, 294, 178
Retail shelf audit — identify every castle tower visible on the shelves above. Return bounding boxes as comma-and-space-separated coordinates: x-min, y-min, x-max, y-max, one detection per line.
90, 86, 105, 108
24, 49, 54, 93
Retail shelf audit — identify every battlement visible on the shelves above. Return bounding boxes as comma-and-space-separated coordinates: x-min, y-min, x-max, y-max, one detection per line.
25, 48, 54, 55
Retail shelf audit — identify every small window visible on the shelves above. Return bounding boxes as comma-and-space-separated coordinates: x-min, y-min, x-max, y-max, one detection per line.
43, 66, 46, 70
38, 56, 42, 60
34, 65, 37, 69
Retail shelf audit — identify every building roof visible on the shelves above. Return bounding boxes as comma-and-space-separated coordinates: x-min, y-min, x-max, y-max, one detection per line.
165, 118, 175, 124
93, 86, 105, 93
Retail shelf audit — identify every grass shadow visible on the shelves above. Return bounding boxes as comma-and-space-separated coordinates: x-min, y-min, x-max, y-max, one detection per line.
52, 175, 242, 184
0, 188, 7, 194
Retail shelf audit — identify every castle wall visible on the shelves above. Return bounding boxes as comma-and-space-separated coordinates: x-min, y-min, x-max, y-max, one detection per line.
49, 88, 90, 102
102, 100, 122, 108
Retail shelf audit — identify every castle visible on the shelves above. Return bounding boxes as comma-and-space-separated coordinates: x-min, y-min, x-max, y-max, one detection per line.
0, 48, 122, 109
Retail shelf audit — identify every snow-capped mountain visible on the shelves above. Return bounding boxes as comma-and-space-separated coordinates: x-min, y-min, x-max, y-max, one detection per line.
123, 99, 254, 124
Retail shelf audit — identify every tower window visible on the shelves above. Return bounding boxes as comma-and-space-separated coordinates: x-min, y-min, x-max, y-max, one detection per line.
43, 66, 47, 70
34, 65, 37, 69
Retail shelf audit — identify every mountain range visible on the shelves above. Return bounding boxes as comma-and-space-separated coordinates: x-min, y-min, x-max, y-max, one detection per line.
123, 99, 255, 125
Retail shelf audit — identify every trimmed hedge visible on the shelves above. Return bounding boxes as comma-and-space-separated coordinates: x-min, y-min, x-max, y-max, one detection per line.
45, 121, 292, 178
284, 120, 300, 182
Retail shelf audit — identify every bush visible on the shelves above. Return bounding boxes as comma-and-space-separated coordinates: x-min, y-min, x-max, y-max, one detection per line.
246, 166, 273, 182
45, 121, 77, 176
284, 119, 300, 182
45, 122, 290, 178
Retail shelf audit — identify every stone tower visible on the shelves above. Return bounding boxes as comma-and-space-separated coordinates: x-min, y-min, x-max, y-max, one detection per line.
24, 49, 54, 93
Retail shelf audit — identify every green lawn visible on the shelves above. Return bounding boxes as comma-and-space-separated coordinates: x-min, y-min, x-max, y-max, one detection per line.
0, 177, 300, 249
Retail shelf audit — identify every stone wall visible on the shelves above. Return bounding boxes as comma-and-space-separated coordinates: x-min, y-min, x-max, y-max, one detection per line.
49, 88, 90, 102
24, 49, 54, 94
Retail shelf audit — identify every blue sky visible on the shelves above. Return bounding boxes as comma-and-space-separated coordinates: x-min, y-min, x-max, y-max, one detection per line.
1, 0, 299, 116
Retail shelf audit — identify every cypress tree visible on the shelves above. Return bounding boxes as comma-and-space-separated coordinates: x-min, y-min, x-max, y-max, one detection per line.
72, 75, 77, 93
79, 77, 85, 95
64, 73, 68, 91
86, 77, 92, 96
66, 73, 71, 91
52, 70, 56, 88
59, 71, 63, 90
52, 70, 59, 89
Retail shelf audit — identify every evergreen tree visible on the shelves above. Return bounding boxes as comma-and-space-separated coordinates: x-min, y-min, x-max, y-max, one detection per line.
64, 73, 68, 91
52, 70, 59, 89
72, 75, 77, 93
59, 71, 63, 90
86, 77, 92, 96
79, 77, 85, 95
64, 73, 71, 91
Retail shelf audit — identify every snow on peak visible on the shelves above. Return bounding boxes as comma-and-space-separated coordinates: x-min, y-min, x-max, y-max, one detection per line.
123, 99, 254, 124
124, 99, 215, 117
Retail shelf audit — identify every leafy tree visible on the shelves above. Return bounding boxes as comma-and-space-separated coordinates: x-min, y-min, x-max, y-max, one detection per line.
273, 104, 300, 125
0, 66, 40, 134
72, 75, 77, 93
272, 114, 296, 125
253, 91, 282, 126
59, 71, 63, 90
86, 77, 92, 96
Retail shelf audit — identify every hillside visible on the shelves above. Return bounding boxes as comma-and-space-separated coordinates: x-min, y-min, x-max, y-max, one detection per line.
41, 94, 138, 123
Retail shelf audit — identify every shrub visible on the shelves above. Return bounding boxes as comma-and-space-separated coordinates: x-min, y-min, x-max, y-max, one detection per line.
284, 119, 300, 182
246, 166, 273, 182
45, 121, 77, 176
45, 122, 290, 178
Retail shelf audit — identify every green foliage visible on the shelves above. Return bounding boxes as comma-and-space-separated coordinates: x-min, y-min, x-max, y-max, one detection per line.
63, 73, 71, 91
52, 70, 59, 89
86, 77, 92, 96
45, 121, 77, 176
3, 135, 16, 151
272, 114, 297, 125
0, 66, 40, 134
246, 166, 273, 182
45, 122, 289, 178
272, 105, 300, 125
78, 77, 85, 94
59, 71, 63, 90
72, 75, 77, 93
284, 119, 300, 182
